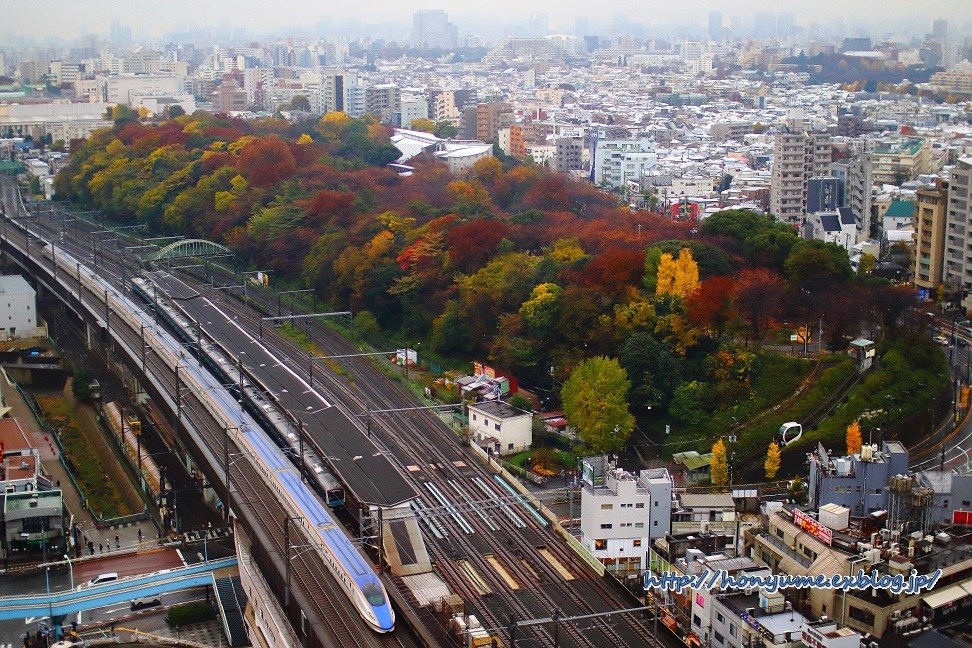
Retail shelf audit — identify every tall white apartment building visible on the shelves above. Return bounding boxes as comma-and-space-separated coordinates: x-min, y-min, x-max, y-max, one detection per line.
770, 109, 831, 224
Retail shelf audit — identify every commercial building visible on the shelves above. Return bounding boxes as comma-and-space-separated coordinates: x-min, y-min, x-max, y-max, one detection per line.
869, 138, 931, 185
97, 74, 184, 107
0, 418, 64, 562
807, 441, 909, 516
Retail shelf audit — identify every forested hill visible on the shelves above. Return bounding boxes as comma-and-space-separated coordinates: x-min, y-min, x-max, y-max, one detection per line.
54, 112, 934, 432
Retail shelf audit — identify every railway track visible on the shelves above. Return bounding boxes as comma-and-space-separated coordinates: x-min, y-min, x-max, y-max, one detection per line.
192, 265, 661, 647
1, 202, 414, 648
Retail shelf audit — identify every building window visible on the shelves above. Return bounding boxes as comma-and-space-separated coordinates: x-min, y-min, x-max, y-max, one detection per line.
636, 522, 645, 528
717, 613, 725, 624
636, 503, 646, 508
507, 443, 514, 451
484, 418, 489, 426
714, 632, 724, 644
730, 625, 736, 637
633, 540, 642, 547
776, 528, 785, 539
595, 539, 606, 550
494, 423, 500, 431
600, 523, 613, 529
601, 504, 613, 510
472, 414, 477, 421
693, 615, 702, 628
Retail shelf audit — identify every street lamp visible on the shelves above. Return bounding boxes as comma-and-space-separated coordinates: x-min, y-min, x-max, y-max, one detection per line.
63, 553, 74, 589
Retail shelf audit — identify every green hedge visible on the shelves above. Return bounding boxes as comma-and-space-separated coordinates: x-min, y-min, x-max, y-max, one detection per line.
166, 601, 216, 626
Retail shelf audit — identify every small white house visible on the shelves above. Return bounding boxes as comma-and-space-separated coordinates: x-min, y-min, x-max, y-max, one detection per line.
467, 400, 532, 455
0, 275, 40, 340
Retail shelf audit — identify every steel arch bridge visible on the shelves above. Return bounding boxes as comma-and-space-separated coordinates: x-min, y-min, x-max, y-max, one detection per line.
151, 238, 234, 261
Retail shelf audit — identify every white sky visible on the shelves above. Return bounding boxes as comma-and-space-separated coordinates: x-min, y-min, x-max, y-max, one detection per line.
6, 0, 972, 42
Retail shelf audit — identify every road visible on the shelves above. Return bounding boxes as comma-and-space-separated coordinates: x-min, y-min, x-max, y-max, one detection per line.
909, 315, 972, 472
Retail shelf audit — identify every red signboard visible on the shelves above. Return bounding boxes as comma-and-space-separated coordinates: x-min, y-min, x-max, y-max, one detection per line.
793, 509, 833, 545
954, 510, 972, 526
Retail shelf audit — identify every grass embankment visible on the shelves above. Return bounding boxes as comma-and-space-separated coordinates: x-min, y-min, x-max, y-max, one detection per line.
663, 352, 816, 457
35, 395, 131, 518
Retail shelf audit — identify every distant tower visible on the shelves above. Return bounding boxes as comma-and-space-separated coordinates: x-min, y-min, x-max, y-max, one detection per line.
932, 18, 948, 42
411, 10, 458, 50
708, 11, 722, 41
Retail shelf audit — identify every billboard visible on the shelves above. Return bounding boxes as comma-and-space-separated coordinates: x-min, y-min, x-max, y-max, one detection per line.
953, 510, 972, 526
793, 509, 833, 545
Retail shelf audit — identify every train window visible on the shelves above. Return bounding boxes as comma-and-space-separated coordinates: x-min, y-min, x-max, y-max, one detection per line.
361, 581, 386, 606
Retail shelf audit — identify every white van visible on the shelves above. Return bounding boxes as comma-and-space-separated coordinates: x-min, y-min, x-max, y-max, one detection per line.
130, 595, 161, 610
86, 572, 119, 586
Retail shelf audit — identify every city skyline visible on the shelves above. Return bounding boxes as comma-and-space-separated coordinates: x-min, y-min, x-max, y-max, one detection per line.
4, 1, 972, 44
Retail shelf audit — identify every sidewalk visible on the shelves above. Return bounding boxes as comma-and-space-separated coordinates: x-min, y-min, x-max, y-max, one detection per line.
1, 372, 150, 558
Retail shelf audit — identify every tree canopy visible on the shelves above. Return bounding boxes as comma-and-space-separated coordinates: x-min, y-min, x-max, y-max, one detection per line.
561, 357, 635, 453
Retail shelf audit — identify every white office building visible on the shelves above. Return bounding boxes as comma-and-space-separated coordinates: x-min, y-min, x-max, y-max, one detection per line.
580, 465, 673, 578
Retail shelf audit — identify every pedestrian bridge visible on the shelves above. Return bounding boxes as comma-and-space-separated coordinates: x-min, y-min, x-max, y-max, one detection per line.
0, 557, 237, 620
150, 239, 235, 261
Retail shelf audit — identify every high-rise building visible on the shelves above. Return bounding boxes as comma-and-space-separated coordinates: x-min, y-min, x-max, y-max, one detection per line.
475, 101, 514, 143
769, 110, 831, 224
846, 154, 874, 238
754, 12, 776, 39
932, 18, 948, 42
912, 180, 949, 291
944, 158, 972, 311
708, 12, 722, 41
411, 10, 458, 50
365, 84, 400, 123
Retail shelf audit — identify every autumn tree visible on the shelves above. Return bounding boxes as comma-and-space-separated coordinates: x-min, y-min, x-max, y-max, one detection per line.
732, 268, 784, 346
765, 442, 781, 479
686, 276, 735, 338
655, 248, 700, 300
846, 420, 863, 455
561, 357, 635, 453
409, 118, 436, 133
711, 439, 729, 486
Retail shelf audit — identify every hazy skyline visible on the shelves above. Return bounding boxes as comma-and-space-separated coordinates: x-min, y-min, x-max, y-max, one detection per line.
5, 0, 972, 43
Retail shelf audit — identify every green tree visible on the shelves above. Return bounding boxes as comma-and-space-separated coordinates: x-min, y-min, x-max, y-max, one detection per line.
669, 381, 707, 424
765, 442, 781, 479
72, 369, 93, 401
784, 240, 854, 285
508, 393, 533, 411
519, 283, 564, 337
352, 310, 381, 340
711, 438, 729, 486
561, 357, 635, 453
435, 121, 459, 138
167, 105, 186, 119
29, 175, 41, 195
290, 95, 312, 112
